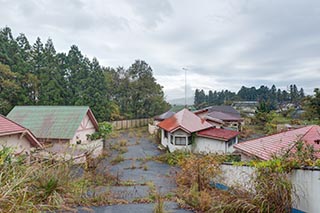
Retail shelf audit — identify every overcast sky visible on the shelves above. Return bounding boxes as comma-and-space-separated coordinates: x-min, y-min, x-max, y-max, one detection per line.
1, 0, 320, 100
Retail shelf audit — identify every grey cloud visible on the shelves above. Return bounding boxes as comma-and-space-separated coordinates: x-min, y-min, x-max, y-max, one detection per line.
1, 0, 320, 100
126, 0, 173, 28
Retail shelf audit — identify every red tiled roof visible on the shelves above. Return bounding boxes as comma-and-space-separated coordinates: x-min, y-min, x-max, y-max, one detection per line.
197, 127, 240, 141
0, 115, 25, 134
0, 115, 42, 148
234, 125, 320, 160
157, 108, 212, 133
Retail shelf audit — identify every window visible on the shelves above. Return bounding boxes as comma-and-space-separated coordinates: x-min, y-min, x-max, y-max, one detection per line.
164, 131, 168, 138
175, 136, 187, 146
188, 136, 193, 145
228, 138, 236, 147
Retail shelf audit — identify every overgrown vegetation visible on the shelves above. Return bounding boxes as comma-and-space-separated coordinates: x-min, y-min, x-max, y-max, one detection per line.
0, 144, 138, 212
155, 150, 191, 166
168, 150, 306, 213
0, 147, 100, 212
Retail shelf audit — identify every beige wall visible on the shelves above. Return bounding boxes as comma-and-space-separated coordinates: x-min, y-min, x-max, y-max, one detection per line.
70, 114, 96, 144
0, 134, 32, 154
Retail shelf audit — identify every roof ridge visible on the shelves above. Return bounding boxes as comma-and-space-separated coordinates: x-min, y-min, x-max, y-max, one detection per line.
179, 108, 189, 132
300, 125, 316, 141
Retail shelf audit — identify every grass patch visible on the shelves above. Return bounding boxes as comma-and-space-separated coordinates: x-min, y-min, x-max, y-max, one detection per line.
111, 155, 124, 165
143, 165, 148, 171
118, 146, 128, 154
119, 139, 128, 147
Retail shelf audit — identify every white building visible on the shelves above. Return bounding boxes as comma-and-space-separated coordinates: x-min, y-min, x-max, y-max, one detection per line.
157, 109, 239, 153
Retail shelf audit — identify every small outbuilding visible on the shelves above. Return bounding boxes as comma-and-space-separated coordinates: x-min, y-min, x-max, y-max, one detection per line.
0, 115, 42, 154
7, 106, 99, 145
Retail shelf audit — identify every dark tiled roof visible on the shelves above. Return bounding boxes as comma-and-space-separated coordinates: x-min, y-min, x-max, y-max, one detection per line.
208, 105, 240, 115
154, 111, 175, 121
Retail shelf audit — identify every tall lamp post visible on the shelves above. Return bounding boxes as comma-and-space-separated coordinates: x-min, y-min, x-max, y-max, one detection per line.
182, 67, 188, 108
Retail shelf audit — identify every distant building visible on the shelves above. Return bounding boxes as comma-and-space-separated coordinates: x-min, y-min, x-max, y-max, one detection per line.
157, 108, 240, 153
7, 106, 99, 145
232, 101, 258, 117
194, 105, 244, 131
0, 115, 42, 154
234, 125, 320, 161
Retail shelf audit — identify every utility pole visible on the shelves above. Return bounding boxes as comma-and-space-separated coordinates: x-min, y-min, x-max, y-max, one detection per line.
182, 68, 188, 108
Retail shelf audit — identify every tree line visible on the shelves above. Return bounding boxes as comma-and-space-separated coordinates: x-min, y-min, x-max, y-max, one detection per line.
194, 84, 305, 110
0, 27, 169, 121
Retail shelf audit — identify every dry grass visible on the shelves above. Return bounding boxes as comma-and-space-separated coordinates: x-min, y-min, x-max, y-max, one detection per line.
0, 147, 118, 212
174, 153, 295, 213
110, 155, 124, 165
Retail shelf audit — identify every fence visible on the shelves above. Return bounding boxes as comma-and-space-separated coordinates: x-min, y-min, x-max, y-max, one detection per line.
111, 118, 153, 130
218, 164, 320, 213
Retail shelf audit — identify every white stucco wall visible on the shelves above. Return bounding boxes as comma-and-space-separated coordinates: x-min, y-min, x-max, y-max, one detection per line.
219, 164, 320, 213
160, 128, 192, 152
0, 134, 32, 154
70, 114, 96, 144
161, 129, 169, 147
194, 137, 226, 154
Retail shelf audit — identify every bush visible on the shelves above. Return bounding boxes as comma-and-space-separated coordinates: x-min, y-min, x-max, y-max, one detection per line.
156, 150, 191, 166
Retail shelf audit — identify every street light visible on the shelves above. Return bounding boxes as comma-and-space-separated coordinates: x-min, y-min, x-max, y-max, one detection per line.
182, 68, 188, 107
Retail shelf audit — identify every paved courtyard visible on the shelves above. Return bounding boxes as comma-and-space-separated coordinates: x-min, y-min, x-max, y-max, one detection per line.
78, 128, 193, 213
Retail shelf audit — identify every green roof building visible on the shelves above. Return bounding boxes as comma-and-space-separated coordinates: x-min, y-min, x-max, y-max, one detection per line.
7, 106, 98, 144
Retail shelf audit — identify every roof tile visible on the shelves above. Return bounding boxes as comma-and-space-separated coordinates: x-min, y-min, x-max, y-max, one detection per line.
234, 125, 320, 160
157, 108, 212, 133
197, 127, 240, 141
7, 106, 98, 140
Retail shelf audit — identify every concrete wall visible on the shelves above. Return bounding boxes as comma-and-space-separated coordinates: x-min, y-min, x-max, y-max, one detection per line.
219, 164, 320, 213
0, 134, 32, 154
148, 124, 158, 135
70, 114, 96, 144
